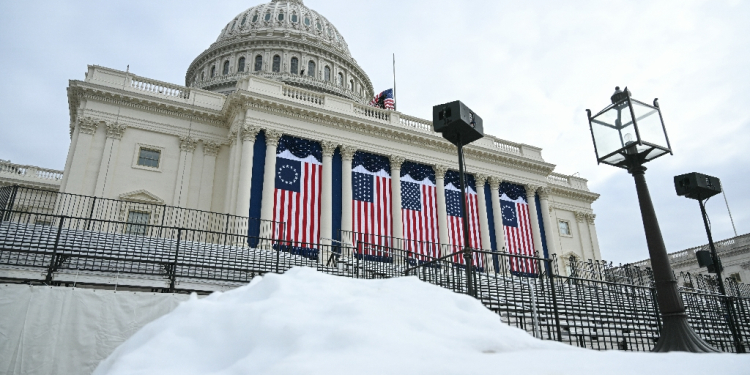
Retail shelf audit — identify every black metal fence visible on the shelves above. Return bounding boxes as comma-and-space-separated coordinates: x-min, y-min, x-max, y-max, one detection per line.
1, 186, 748, 353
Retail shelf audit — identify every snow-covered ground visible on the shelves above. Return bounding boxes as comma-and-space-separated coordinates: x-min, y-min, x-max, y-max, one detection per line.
94, 267, 749, 375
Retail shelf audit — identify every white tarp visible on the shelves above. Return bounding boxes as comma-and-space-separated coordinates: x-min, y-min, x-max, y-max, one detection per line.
0, 284, 189, 375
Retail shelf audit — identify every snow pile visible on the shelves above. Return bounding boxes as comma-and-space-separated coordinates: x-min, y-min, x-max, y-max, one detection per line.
94, 267, 748, 375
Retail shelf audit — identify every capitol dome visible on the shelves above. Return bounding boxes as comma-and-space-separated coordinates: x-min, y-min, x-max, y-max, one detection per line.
186, 0, 373, 102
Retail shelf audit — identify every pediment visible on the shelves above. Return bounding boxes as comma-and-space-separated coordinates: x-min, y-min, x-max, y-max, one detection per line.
119, 189, 165, 205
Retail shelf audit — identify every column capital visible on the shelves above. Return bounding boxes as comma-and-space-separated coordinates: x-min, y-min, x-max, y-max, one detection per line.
586, 213, 596, 225
321, 140, 338, 157
524, 184, 540, 198
575, 211, 587, 223
77, 117, 99, 135
265, 129, 283, 147
537, 186, 551, 200
179, 136, 198, 153
203, 141, 220, 157
389, 155, 406, 170
105, 122, 127, 140
474, 173, 488, 185
489, 176, 502, 190
433, 164, 449, 179
340, 145, 357, 161
241, 126, 261, 142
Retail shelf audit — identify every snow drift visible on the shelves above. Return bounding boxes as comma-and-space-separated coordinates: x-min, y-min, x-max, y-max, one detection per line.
94, 267, 749, 375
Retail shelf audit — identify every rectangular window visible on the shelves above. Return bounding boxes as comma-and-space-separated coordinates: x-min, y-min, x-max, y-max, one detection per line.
137, 148, 161, 168
558, 220, 571, 236
125, 211, 150, 236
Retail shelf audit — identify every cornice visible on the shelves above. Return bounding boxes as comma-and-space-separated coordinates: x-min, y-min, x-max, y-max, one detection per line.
547, 184, 600, 204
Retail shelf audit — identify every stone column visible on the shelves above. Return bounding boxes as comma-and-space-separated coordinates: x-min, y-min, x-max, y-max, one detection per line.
259, 129, 282, 238
537, 187, 559, 260
474, 174, 493, 272
173, 136, 197, 208
586, 214, 602, 260
229, 130, 243, 215
575, 211, 591, 261
489, 177, 506, 273
199, 141, 219, 212
235, 126, 260, 218
340, 145, 357, 245
94, 122, 127, 198
64, 118, 98, 195
320, 141, 337, 246
390, 156, 405, 246
434, 165, 450, 255
223, 131, 238, 214
524, 184, 544, 257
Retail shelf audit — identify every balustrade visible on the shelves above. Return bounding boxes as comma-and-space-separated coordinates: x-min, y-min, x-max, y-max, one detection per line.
493, 139, 522, 154
398, 115, 433, 133
130, 77, 190, 99
0, 161, 62, 181
282, 86, 324, 106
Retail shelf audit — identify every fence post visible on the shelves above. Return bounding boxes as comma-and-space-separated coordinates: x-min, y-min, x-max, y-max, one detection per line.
86, 196, 97, 230
170, 228, 181, 293
3, 185, 19, 221
46, 216, 66, 283
546, 258, 563, 342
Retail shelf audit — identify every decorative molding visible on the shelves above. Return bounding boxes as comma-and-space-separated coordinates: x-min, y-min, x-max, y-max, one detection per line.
227, 130, 237, 146
241, 125, 261, 142
106, 122, 127, 140
265, 129, 283, 147
321, 140, 337, 158
488, 176, 502, 190
547, 185, 600, 204
340, 145, 357, 161
119, 189, 165, 205
585, 213, 596, 225
203, 141, 220, 157
179, 136, 198, 153
575, 211, 587, 223
389, 155, 405, 170
537, 186, 551, 200
77, 117, 99, 135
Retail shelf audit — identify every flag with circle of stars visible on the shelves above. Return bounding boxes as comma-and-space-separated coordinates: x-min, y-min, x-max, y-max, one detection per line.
499, 182, 538, 276
272, 135, 322, 259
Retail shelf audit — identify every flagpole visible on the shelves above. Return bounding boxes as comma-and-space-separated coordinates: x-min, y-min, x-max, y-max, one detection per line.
392, 53, 397, 111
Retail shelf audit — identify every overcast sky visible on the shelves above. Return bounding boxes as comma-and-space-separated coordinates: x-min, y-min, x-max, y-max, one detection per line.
1, 0, 748, 265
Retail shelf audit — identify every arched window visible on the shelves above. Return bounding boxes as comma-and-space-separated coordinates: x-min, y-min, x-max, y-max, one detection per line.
324, 66, 331, 82
308, 61, 316, 78
241, 16, 247, 26
201, 72, 204, 81
210, 66, 215, 78
349, 79, 354, 91
291, 13, 298, 23
223, 60, 230, 75
238, 57, 246, 72
254, 55, 263, 72
264, 12, 271, 21
338, 72, 343, 86
290, 57, 299, 74
278, 13, 284, 21
252, 13, 258, 23
272, 55, 281, 73
304, 16, 310, 26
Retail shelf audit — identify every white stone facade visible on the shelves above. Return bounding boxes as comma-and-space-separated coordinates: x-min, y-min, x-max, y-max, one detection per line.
44, 0, 601, 275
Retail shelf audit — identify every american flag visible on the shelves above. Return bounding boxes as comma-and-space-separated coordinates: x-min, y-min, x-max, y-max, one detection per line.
400, 162, 440, 260
369, 88, 395, 110
444, 171, 484, 268
352, 151, 392, 258
273, 136, 322, 258
500, 182, 538, 276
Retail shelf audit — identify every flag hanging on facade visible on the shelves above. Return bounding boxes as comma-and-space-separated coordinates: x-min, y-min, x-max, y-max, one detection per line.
369, 88, 395, 110
400, 162, 439, 260
499, 182, 538, 276
352, 151, 392, 259
444, 171, 484, 269
273, 135, 322, 259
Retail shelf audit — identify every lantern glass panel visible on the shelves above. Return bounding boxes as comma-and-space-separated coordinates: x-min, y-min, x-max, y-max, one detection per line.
631, 99, 668, 149
591, 102, 635, 160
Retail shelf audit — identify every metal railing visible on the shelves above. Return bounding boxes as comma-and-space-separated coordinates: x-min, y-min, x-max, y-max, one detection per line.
1, 189, 748, 353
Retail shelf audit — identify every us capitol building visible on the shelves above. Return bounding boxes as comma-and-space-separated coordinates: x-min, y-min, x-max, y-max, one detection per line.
0, 0, 602, 275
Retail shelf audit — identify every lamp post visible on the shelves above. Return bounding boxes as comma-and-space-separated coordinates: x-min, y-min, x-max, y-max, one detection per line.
586, 87, 717, 352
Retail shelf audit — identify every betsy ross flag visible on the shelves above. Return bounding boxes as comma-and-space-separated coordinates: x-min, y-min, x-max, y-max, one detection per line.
444, 171, 484, 269
352, 151, 392, 259
401, 162, 440, 260
369, 88, 395, 110
273, 135, 322, 258
500, 182, 538, 276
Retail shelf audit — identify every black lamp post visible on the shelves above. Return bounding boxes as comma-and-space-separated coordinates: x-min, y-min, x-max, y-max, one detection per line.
586, 87, 717, 352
